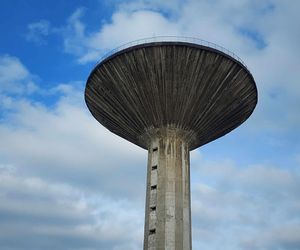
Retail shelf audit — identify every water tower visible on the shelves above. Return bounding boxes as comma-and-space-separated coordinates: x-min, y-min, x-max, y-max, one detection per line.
84, 37, 257, 250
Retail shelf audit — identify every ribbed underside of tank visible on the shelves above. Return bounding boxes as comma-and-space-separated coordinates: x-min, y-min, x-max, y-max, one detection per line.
85, 42, 257, 150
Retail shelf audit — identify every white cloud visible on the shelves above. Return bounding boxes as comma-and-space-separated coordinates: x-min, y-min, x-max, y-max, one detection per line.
0, 167, 143, 250
63, 8, 87, 56
0, 54, 39, 96
0, 73, 146, 198
63, 7, 181, 63
190, 152, 300, 250
26, 20, 51, 44
62, 0, 273, 63
0, 54, 146, 248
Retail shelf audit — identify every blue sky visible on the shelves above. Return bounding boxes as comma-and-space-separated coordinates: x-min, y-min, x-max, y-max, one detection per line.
0, 0, 299, 249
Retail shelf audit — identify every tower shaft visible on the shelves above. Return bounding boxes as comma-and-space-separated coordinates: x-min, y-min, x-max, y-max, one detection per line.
143, 129, 192, 250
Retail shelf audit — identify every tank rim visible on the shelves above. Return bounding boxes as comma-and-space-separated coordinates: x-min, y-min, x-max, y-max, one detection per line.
86, 39, 257, 99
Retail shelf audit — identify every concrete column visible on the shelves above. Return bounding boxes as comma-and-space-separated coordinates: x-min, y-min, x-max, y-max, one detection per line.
143, 130, 192, 250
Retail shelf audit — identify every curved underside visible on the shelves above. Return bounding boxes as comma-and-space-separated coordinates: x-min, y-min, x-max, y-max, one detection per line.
85, 42, 257, 150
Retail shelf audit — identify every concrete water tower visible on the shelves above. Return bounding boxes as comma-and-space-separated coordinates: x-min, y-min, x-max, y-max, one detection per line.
84, 37, 257, 250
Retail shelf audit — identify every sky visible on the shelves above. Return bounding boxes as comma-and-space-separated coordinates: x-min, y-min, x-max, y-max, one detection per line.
0, 0, 299, 249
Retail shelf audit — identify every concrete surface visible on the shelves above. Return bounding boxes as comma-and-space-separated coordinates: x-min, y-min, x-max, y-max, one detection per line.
143, 128, 191, 250
84, 41, 257, 250
85, 42, 257, 150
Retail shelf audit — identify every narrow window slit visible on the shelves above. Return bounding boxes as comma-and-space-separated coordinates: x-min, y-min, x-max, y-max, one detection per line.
149, 229, 156, 235
152, 147, 158, 152
151, 165, 157, 170
151, 185, 157, 190
150, 206, 156, 211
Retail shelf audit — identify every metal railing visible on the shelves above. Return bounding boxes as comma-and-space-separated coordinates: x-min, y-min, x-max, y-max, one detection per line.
97, 36, 247, 69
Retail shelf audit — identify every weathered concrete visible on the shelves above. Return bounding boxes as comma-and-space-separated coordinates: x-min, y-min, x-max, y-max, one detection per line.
143, 128, 191, 250
84, 41, 258, 250
85, 42, 257, 151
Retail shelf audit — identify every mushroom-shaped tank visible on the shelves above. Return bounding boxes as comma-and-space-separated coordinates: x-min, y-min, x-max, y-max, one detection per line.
85, 40, 257, 150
